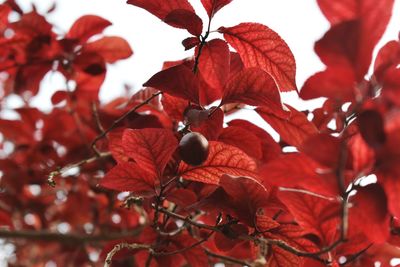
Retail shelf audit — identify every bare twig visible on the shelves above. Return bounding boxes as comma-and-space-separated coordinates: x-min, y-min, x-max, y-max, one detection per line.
0, 228, 142, 244
104, 242, 152, 267
205, 249, 252, 266
279, 187, 339, 202
91, 92, 162, 155
47, 152, 111, 187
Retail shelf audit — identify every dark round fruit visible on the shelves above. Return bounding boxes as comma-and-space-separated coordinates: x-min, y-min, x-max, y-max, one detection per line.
179, 132, 209, 166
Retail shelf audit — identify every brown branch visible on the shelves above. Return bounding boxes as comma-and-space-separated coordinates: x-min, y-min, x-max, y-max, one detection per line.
193, 15, 212, 73
155, 231, 213, 256
340, 244, 372, 266
91, 92, 162, 155
47, 152, 111, 187
0, 228, 142, 244
104, 242, 152, 267
205, 249, 252, 266
156, 207, 335, 264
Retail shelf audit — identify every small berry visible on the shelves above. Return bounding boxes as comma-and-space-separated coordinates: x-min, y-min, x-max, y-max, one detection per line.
179, 132, 209, 166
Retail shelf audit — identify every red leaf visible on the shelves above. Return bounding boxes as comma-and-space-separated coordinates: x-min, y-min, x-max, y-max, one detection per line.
200, 0, 232, 18
381, 170, 400, 218
264, 224, 318, 267
191, 107, 224, 140
300, 133, 344, 169
161, 93, 187, 122
182, 37, 200, 50
349, 183, 390, 243
99, 162, 155, 194
84, 36, 133, 63
222, 68, 283, 112
122, 128, 178, 178
173, 235, 208, 267
357, 109, 386, 149
348, 133, 375, 174
127, 0, 194, 20
316, 0, 394, 81
255, 214, 280, 232
50, 90, 68, 105
0, 209, 12, 228
300, 66, 356, 103
67, 15, 112, 43
317, 0, 394, 26
144, 64, 200, 103
277, 191, 340, 245
259, 153, 339, 197
267, 246, 301, 267
228, 119, 281, 163
219, 23, 297, 91
219, 174, 269, 221
218, 126, 263, 159
229, 52, 245, 76
197, 39, 230, 91
165, 188, 197, 207
164, 9, 203, 36
257, 105, 318, 148
374, 40, 400, 82
178, 141, 257, 185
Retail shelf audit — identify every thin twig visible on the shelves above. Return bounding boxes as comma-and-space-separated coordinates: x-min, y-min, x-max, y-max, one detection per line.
0, 228, 142, 244
340, 244, 372, 266
104, 242, 152, 267
279, 187, 339, 202
47, 152, 111, 187
91, 92, 162, 155
205, 249, 252, 266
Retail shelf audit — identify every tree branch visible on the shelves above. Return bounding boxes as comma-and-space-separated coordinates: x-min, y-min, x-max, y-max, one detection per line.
0, 228, 142, 244
91, 92, 162, 155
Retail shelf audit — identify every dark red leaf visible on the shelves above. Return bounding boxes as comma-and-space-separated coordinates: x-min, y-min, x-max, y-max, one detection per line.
178, 141, 257, 185
229, 51, 245, 76
316, 0, 394, 81
99, 162, 155, 194
257, 105, 318, 148
357, 109, 386, 148
300, 66, 356, 102
161, 93, 188, 122
127, 0, 194, 20
122, 128, 178, 178
200, 0, 232, 18
67, 15, 112, 43
255, 214, 280, 232
50, 90, 68, 105
197, 39, 230, 92
219, 23, 297, 91
277, 191, 340, 245
259, 153, 339, 197
222, 68, 283, 112
228, 119, 281, 163
191, 107, 224, 141
84, 36, 133, 63
164, 9, 203, 36
374, 40, 400, 82
219, 174, 269, 225
182, 37, 200, 50
349, 183, 390, 243
218, 126, 262, 159
300, 133, 345, 169
144, 64, 200, 103
173, 234, 208, 267
317, 0, 394, 26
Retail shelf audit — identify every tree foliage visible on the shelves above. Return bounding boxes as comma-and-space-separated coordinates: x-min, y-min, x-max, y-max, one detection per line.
0, 0, 400, 266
